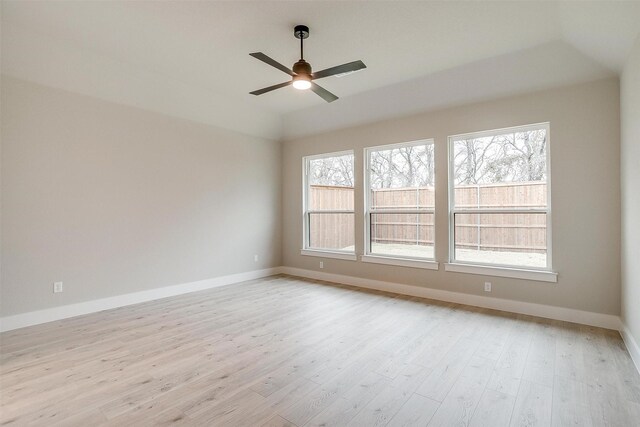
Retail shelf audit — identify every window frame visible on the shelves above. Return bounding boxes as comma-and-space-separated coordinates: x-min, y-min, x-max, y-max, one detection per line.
363, 139, 438, 269
302, 150, 356, 259
447, 122, 554, 275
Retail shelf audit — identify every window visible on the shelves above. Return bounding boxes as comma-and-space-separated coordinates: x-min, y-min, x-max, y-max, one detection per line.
364, 140, 436, 264
303, 151, 355, 257
448, 123, 551, 271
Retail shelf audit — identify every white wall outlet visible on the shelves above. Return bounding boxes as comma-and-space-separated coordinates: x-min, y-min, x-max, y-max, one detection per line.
319, 261, 324, 269
254, 254, 259, 262
484, 282, 492, 292
53, 282, 64, 293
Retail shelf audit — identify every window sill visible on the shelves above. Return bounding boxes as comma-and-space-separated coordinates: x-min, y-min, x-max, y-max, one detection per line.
361, 255, 439, 270
301, 249, 357, 261
444, 263, 557, 283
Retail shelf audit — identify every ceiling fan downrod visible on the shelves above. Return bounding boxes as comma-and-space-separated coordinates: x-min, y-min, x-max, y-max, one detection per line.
293, 25, 311, 76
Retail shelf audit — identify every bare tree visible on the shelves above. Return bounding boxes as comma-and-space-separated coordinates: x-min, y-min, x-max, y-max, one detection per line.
454, 136, 501, 184
500, 130, 547, 181
369, 145, 434, 189
309, 154, 354, 187
453, 130, 547, 185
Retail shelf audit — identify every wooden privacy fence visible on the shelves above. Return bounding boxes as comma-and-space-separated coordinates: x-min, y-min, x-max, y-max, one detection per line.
453, 182, 546, 253
309, 182, 547, 253
369, 187, 435, 248
308, 185, 356, 249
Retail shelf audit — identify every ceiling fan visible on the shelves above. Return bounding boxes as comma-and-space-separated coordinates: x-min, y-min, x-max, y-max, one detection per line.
249, 25, 366, 103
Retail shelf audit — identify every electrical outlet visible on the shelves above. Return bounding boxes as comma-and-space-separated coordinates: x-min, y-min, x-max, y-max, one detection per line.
319, 261, 324, 269
53, 282, 64, 293
484, 282, 492, 292
254, 254, 259, 262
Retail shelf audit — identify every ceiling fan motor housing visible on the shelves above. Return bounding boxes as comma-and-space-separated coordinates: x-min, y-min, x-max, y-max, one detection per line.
293, 60, 312, 75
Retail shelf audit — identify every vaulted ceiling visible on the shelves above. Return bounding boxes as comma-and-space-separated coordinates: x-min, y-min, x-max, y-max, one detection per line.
2, 1, 639, 140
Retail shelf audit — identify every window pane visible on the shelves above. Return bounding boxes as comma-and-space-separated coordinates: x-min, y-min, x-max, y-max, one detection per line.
370, 213, 434, 259
308, 154, 354, 211
454, 212, 547, 268
452, 128, 547, 208
309, 213, 355, 251
369, 144, 435, 210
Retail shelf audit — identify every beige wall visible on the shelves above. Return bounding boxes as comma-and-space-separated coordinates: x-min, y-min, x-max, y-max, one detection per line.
0, 76, 282, 316
621, 36, 640, 342
0, 74, 625, 320
283, 78, 621, 315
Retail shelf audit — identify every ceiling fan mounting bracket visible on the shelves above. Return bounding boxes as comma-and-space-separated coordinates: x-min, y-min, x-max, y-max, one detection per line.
294, 25, 309, 40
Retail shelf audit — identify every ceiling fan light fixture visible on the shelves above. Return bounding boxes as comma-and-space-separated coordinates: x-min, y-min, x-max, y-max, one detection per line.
292, 74, 312, 90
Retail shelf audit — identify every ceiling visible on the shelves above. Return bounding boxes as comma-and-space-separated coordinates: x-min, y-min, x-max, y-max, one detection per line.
2, 1, 639, 140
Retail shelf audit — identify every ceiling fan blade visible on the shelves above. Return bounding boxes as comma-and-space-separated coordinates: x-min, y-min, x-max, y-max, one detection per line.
312, 60, 366, 80
250, 81, 292, 96
250, 52, 294, 76
311, 82, 338, 103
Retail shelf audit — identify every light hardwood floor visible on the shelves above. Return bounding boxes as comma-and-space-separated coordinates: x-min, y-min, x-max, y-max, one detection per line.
1, 275, 639, 426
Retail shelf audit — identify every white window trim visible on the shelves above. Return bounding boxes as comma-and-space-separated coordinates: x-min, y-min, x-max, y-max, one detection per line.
301, 249, 357, 261
364, 139, 436, 266
302, 150, 356, 256
361, 254, 439, 270
444, 262, 557, 282
447, 122, 555, 276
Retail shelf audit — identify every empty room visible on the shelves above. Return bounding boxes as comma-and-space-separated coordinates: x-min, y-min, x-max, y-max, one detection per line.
1, 1, 640, 426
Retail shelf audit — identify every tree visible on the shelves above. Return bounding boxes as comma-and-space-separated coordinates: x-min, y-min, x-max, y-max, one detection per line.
453, 130, 547, 185
369, 145, 434, 189
309, 155, 354, 187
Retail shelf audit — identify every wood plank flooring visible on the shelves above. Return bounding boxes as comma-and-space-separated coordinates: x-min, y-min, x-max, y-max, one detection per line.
1, 274, 639, 426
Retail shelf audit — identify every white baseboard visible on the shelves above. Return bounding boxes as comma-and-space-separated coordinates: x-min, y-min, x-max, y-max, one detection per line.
281, 267, 622, 331
621, 324, 640, 375
0, 267, 283, 333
